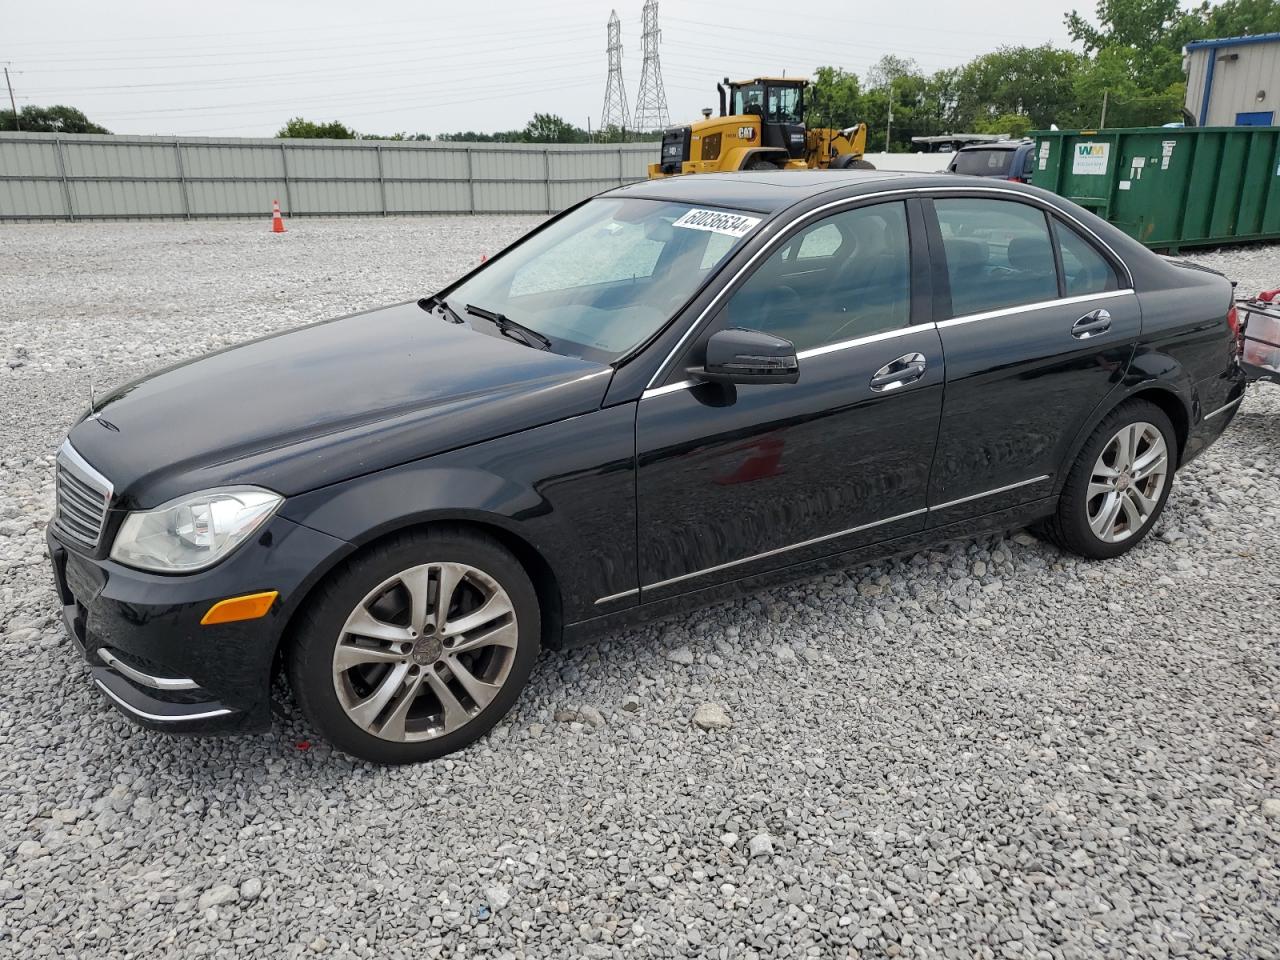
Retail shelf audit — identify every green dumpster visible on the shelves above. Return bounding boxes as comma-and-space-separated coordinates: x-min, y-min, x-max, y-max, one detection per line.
1031, 126, 1280, 251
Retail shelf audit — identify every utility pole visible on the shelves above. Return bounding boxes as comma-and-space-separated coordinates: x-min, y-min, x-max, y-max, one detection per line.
4, 67, 19, 130
885, 81, 894, 152
1099, 90, 1109, 129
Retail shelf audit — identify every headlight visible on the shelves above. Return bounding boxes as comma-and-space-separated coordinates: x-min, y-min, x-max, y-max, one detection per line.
110, 486, 282, 573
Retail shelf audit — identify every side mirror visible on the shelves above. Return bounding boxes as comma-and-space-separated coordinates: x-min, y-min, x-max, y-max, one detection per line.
701, 327, 799, 385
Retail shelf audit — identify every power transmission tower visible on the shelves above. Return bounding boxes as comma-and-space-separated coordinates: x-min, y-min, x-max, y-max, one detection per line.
633, 0, 670, 132
600, 10, 630, 134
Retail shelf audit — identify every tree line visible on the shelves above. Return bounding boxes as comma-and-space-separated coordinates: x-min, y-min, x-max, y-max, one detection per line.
4, 0, 1278, 147
807, 0, 1280, 150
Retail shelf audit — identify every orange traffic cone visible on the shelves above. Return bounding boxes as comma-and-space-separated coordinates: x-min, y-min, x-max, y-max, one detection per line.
271, 199, 286, 234
480, 253, 488, 263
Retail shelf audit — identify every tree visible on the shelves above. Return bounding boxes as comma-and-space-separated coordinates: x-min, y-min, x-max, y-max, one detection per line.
1066, 0, 1186, 91
1174, 0, 1280, 45
521, 113, 587, 143
276, 117, 358, 139
974, 113, 1036, 138
808, 67, 862, 130
363, 132, 431, 141
867, 55, 920, 91
0, 105, 110, 134
1069, 47, 1185, 127
954, 46, 1084, 131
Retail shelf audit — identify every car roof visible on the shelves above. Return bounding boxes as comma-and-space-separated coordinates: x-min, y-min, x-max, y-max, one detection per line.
957, 141, 1031, 152
608, 170, 928, 214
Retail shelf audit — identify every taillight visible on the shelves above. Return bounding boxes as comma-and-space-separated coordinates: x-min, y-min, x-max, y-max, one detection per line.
1227, 304, 1240, 334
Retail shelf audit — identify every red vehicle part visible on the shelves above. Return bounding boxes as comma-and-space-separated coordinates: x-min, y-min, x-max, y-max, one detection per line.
1238, 291, 1280, 383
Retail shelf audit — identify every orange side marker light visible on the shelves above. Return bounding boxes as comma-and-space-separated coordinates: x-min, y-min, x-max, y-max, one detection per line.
201, 590, 279, 626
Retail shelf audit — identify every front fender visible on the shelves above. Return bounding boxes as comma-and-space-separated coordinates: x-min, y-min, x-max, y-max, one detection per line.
278, 404, 639, 625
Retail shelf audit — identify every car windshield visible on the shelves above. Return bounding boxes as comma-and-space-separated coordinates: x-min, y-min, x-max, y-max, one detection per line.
952, 148, 1015, 176
445, 198, 760, 362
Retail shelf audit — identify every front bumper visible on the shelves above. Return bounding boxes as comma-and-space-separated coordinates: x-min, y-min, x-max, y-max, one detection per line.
47, 515, 350, 735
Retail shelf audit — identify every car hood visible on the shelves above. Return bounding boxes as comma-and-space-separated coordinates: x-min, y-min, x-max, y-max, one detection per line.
67, 301, 613, 508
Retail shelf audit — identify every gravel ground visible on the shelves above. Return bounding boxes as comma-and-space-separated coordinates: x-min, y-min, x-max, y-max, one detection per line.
1, 217, 1278, 960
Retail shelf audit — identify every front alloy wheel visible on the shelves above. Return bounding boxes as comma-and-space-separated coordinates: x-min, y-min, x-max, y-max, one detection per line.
288, 529, 539, 763
332, 562, 518, 742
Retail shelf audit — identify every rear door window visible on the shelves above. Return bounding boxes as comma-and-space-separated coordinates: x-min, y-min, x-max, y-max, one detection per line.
1053, 219, 1119, 296
934, 198, 1059, 316
951, 149, 1014, 176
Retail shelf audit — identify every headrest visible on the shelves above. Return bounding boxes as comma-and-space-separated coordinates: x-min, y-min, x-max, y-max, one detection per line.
1007, 235, 1053, 273
946, 237, 988, 270
849, 215, 886, 253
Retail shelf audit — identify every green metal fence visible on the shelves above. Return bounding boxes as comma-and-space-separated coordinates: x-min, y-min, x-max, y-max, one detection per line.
1032, 125, 1280, 251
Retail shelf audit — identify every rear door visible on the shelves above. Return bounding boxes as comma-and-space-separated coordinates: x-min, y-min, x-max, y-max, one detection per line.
924, 194, 1141, 524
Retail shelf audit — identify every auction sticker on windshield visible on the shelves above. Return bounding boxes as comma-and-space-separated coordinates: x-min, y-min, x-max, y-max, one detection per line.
672, 208, 762, 238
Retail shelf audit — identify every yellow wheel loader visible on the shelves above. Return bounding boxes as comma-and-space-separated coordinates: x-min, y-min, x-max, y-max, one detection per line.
648, 77, 872, 179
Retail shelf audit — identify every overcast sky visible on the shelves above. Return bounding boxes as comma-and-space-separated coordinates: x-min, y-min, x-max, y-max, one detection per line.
6, 0, 1083, 137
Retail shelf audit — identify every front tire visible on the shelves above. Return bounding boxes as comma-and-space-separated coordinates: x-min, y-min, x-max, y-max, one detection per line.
286, 528, 540, 763
1038, 400, 1176, 559
747, 158, 779, 170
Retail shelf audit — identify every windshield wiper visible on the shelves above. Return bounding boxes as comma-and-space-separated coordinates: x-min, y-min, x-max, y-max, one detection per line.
418, 294, 464, 324
464, 303, 552, 351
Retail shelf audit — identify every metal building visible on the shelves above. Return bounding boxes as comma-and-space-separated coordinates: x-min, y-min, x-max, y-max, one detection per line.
1184, 33, 1280, 127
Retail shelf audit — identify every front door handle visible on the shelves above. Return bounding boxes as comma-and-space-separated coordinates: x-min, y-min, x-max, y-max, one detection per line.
870, 352, 927, 392
1072, 308, 1112, 339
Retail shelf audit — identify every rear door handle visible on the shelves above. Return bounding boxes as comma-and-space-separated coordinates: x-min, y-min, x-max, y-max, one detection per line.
1072, 308, 1112, 339
870, 352, 927, 392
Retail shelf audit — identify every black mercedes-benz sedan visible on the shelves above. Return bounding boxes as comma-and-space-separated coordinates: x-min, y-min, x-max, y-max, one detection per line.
47, 171, 1246, 763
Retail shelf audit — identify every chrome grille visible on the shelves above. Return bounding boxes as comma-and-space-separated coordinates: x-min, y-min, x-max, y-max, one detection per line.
54, 441, 113, 549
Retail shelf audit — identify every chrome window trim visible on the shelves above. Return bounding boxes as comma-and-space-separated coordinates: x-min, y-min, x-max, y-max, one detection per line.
639, 323, 942, 400
593, 587, 639, 606
644, 184, 1135, 390
1203, 395, 1244, 420
642, 507, 928, 592
94, 679, 232, 722
641, 380, 697, 400
795, 321, 938, 360
928, 474, 1050, 511
935, 289, 1135, 330
98, 647, 200, 692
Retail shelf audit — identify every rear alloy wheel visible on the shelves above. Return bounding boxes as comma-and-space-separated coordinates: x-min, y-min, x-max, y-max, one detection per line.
1085, 422, 1170, 544
288, 530, 539, 763
1036, 400, 1176, 559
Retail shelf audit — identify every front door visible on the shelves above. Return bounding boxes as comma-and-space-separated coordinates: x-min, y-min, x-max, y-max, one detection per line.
925, 195, 1140, 523
635, 199, 944, 601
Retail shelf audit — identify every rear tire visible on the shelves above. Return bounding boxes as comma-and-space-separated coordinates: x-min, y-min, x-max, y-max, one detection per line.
286, 527, 540, 764
852, 159, 876, 170
1036, 400, 1176, 559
